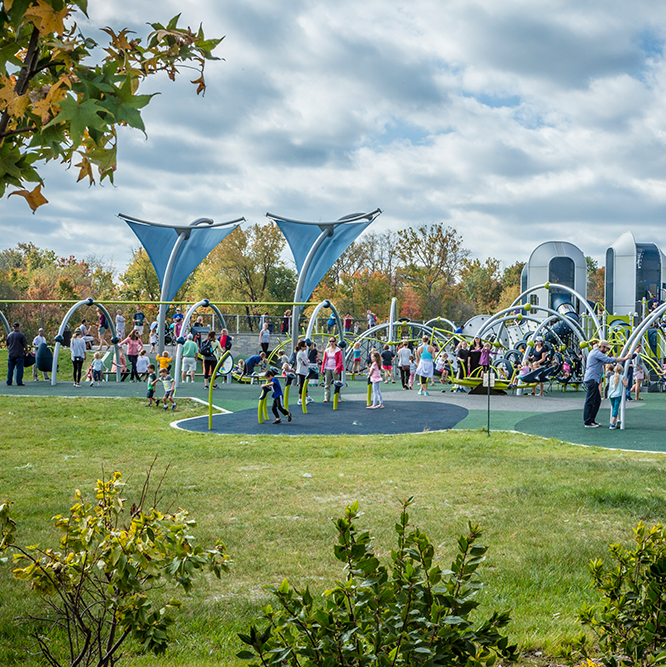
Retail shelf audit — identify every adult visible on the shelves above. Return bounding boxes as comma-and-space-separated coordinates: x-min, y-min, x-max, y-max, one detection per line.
96, 307, 108, 350
630, 344, 647, 401
181, 333, 199, 383
119, 329, 144, 382
70, 328, 87, 387
281, 309, 291, 335
111, 350, 130, 382
415, 335, 435, 396
219, 328, 233, 352
468, 337, 483, 376
344, 313, 353, 334
295, 340, 312, 405
322, 337, 344, 402
243, 352, 267, 378
455, 340, 469, 393
32, 327, 50, 381
6, 322, 28, 386
133, 306, 146, 336
528, 336, 549, 397
326, 313, 336, 333
583, 340, 633, 428
201, 330, 223, 389
396, 342, 412, 390
115, 309, 126, 339
258, 322, 270, 354
366, 310, 376, 330
173, 307, 184, 338
79, 320, 94, 348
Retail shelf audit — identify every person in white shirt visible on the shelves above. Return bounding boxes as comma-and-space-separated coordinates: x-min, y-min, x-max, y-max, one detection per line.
32, 327, 50, 381
115, 309, 126, 339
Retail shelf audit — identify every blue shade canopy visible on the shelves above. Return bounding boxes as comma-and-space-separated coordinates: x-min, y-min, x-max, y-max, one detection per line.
122, 217, 242, 302
270, 210, 381, 302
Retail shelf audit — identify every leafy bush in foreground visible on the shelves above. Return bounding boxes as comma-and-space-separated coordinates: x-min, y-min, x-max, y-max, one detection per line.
571, 522, 666, 667
0, 470, 230, 667
239, 497, 517, 666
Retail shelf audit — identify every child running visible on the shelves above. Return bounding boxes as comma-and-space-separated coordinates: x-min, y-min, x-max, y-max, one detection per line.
146, 364, 158, 406
367, 350, 384, 409
262, 369, 292, 424
89, 351, 107, 387
159, 367, 177, 411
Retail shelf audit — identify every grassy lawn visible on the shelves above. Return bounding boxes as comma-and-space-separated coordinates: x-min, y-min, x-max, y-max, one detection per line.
1, 395, 665, 665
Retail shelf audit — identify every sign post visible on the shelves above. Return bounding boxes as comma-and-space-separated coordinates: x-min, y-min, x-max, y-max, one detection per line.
482, 370, 495, 436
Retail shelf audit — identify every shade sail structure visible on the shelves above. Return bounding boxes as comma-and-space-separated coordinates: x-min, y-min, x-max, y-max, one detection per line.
267, 210, 381, 302
120, 215, 243, 302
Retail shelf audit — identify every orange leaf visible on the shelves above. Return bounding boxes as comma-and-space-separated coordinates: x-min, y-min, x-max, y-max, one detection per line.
9, 184, 49, 212
190, 76, 206, 95
24, 0, 71, 36
75, 156, 93, 184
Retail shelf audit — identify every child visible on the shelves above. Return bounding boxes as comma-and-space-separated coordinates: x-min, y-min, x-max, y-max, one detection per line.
367, 350, 383, 408
136, 349, 150, 380
352, 340, 362, 374
262, 369, 292, 424
608, 363, 628, 429
408, 355, 416, 390
146, 364, 158, 406
90, 351, 107, 387
149, 321, 158, 354
479, 342, 496, 370
159, 368, 177, 410
156, 350, 172, 373
381, 344, 395, 383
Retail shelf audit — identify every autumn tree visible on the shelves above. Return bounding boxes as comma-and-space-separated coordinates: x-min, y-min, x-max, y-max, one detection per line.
586, 256, 605, 305
396, 224, 469, 320
459, 257, 504, 314
0, 0, 223, 210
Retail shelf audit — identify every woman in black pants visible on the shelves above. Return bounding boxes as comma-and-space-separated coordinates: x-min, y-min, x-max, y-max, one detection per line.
70, 329, 87, 387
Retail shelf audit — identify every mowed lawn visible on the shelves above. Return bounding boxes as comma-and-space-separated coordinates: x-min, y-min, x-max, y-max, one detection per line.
1, 395, 665, 666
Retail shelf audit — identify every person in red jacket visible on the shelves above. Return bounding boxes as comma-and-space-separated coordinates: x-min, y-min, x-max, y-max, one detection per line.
321, 337, 344, 402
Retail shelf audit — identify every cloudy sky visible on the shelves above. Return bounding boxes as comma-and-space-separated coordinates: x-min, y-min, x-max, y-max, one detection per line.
4, 0, 666, 274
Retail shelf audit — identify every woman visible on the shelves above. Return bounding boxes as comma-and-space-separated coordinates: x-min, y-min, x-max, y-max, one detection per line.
528, 336, 548, 397
96, 307, 108, 351
201, 330, 223, 389
281, 309, 291, 335
119, 329, 144, 382
468, 337, 483, 376
295, 340, 312, 405
322, 337, 344, 402
415, 335, 435, 396
70, 328, 86, 387
258, 322, 270, 354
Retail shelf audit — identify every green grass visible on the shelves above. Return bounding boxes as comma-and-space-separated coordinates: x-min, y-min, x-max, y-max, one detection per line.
1, 395, 666, 665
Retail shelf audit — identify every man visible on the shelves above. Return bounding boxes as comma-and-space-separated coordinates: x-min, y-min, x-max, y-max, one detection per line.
133, 306, 145, 336
32, 327, 50, 381
181, 333, 199, 383
6, 322, 29, 386
583, 340, 634, 428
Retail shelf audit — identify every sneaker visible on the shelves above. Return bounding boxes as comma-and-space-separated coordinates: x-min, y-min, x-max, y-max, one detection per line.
163, 406, 168, 410
424, 391, 429, 396
306, 397, 314, 404
273, 419, 282, 424
418, 389, 423, 395
584, 422, 600, 428
171, 403, 177, 411
609, 423, 616, 429
287, 412, 292, 422
297, 399, 302, 405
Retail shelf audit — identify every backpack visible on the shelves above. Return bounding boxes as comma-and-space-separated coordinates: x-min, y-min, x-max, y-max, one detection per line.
200, 340, 213, 357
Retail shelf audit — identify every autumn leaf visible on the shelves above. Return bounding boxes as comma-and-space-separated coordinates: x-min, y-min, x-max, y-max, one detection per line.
9, 183, 48, 212
23, 0, 71, 36
75, 155, 92, 183
190, 75, 206, 95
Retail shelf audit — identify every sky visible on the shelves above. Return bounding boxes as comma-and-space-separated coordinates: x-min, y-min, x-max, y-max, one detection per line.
4, 0, 666, 275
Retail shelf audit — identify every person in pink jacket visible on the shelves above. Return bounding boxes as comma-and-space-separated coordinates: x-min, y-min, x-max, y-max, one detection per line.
120, 329, 144, 382
321, 337, 344, 402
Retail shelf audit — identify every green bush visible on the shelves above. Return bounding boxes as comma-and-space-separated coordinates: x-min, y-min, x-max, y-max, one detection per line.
573, 522, 666, 667
238, 497, 517, 666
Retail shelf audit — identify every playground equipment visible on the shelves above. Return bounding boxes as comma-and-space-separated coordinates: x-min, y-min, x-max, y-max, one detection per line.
0, 310, 9, 338
51, 298, 121, 385
258, 384, 270, 424
120, 213, 244, 354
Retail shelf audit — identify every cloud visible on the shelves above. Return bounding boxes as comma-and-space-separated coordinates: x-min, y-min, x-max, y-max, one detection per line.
5, 0, 666, 282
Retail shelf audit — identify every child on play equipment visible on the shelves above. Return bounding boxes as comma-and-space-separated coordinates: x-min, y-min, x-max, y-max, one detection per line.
367, 350, 384, 409
159, 367, 177, 411
479, 342, 497, 370
262, 369, 292, 425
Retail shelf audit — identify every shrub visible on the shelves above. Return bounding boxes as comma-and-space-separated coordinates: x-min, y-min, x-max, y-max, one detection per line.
0, 470, 230, 667
238, 497, 517, 666
573, 521, 666, 667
